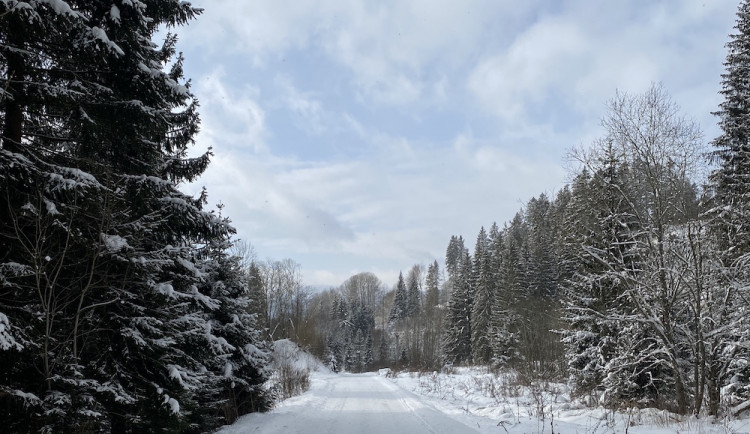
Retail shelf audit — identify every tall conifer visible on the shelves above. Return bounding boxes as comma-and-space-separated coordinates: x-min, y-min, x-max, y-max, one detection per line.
711, 0, 750, 263
0, 2, 271, 431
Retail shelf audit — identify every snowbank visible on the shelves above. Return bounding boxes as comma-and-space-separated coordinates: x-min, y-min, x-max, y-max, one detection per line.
272, 339, 330, 374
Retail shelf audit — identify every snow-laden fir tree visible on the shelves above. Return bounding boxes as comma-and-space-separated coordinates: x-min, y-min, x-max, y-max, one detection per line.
389, 272, 408, 323
494, 214, 529, 366
518, 194, 566, 377
349, 300, 375, 372
424, 261, 440, 316
470, 227, 494, 364
445, 235, 466, 277
525, 194, 557, 297
191, 234, 274, 426
708, 0, 750, 409
489, 225, 521, 368
0, 1, 271, 431
711, 0, 750, 264
405, 265, 422, 318
326, 294, 349, 371
443, 244, 473, 365
422, 260, 443, 369
503, 213, 529, 294
560, 163, 641, 402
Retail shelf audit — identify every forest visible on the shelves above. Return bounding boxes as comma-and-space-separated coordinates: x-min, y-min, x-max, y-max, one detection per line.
1, 0, 750, 433
289, 84, 750, 419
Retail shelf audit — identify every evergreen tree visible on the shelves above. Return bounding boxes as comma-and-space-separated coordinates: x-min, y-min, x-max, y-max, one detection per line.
344, 340, 355, 372
551, 187, 576, 286
445, 235, 466, 277
708, 0, 750, 408
328, 294, 350, 370
247, 261, 270, 333
496, 215, 529, 365
405, 266, 422, 318
489, 228, 520, 368
406, 264, 424, 318
560, 165, 638, 400
525, 194, 557, 297
0, 6, 280, 425
377, 333, 389, 366
0, 1, 262, 431
389, 272, 408, 323
192, 236, 273, 427
711, 0, 750, 264
504, 214, 529, 294
471, 227, 493, 364
424, 261, 440, 315
443, 252, 473, 365
421, 260, 443, 369
518, 195, 565, 377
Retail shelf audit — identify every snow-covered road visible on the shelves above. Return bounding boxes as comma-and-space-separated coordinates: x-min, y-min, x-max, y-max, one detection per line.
218, 373, 478, 434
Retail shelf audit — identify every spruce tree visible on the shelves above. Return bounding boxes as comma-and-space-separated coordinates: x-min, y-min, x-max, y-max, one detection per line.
389, 272, 408, 323
0, 2, 270, 431
421, 260, 442, 369
192, 236, 274, 426
405, 265, 422, 318
525, 194, 557, 297
247, 261, 270, 333
443, 252, 473, 365
424, 261, 440, 315
709, 0, 750, 408
471, 227, 493, 364
711, 0, 750, 264
489, 228, 520, 368
560, 167, 636, 398
445, 235, 466, 277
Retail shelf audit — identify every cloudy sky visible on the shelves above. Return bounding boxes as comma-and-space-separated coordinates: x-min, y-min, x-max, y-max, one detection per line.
175, 0, 739, 288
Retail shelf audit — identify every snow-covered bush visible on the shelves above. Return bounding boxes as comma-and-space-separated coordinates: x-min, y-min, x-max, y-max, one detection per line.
269, 340, 317, 399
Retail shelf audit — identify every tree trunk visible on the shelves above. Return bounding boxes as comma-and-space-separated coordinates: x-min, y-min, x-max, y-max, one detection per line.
706, 357, 722, 416
693, 341, 705, 415
674, 371, 688, 415
2, 24, 24, 152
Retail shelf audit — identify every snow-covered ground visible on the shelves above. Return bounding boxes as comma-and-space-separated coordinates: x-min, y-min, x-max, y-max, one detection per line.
218, 354, 750, 434
389, 368, 750, 434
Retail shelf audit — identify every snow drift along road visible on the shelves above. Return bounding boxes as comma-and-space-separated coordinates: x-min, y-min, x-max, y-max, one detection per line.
218, 372, 478, 434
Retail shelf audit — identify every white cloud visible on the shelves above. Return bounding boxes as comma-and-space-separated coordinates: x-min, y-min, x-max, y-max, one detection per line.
274, 76, 326, 135
183, 0, 322, 65
305, 269, 342, 289
192, 153, 356, 248
195, 71, 268, 154
467, 0, 736, 128
184, 0, 543, 107
468, 18, 589, 121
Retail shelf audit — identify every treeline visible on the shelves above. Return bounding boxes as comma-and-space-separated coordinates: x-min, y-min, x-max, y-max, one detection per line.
298, 264, 445, 373
0, 2, 273, 433
439, 79, 750, 417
